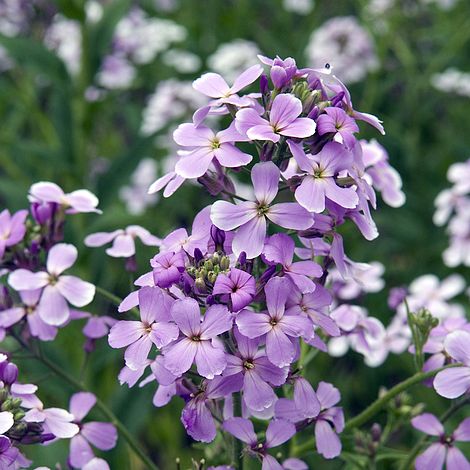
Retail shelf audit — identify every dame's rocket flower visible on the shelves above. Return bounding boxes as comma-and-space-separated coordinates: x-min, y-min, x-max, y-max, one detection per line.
29, 182, 101, 214
316, 107, 359, 148
0, 209, 28, 259
263, 233, 322, 293
163, 299, 233, 379
211, 162, 313, 258
212, 268, 256, 312
192, 64, 263, 106
235, 93, 316, 142
8, 244, 95, 326
434, 330, 470, 399
412, 413, 470, 470
236, 277, 312, 367
68, 392, 117, 469
108, 286, 179, 370
84, 225, 160, 258
151, 250, 186, 288
288, 140, 358, 213
174, 122, 252, 178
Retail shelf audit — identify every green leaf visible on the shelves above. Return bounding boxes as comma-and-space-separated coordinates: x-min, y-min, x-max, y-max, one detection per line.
52, 0, 86, 21
0, 36, 70, 83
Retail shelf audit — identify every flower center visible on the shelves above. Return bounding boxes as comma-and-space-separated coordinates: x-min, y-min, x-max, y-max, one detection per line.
257, 204, 270, 216
243, 360, 255, 370
211, 138, 221, 150
191, 335, 201, 342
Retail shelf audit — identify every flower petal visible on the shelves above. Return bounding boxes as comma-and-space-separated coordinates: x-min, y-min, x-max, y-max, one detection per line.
210, 201, 257, 231
267, 203, 313, 230
8, 269, 49, 291
411, 413, 444, 437
222, 417, 257, 444
195, 341, 227, 379
232, 215, 267, 259
56, 275, 95, 307
106, 234, 135, 257
170, 298, 201, 337
434, 367, 470, 399
415, 443, 445, 470
315, 419, 342, 459
47, 243, 77, 276
252, 162, 280, 205
38, 285, 69, 326
70, 392, 96, 421
193, 72, 230, 98
81, 421, 117, 450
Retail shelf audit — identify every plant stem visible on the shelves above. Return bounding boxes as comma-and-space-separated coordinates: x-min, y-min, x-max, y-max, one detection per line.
232, 392, 244, 470
15, 336, 159, 470
293, 363, 461, 456
95, 285, 139, 318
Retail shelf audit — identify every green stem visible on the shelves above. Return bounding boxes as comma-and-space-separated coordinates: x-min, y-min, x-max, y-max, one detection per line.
232, 392, 244, 470
95, 285, 139, 318
16, 337, 159, 470
293, 364, 461, 456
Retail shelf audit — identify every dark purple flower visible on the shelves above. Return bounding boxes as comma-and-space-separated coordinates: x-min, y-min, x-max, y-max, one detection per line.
316, 107, 359, 148
151, 250, 186, 288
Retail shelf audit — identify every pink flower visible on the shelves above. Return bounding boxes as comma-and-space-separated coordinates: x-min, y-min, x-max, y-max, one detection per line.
29, 182, 101, 214
212, 268, 256, 312
0, 209, 28, 258
192, 64, 263, 106
8, 244, 95, 326
211, 162, 313, 258
235, 93, 316, 142
24, 406, 79, 439
288, 140, 359, 213
173, 122, 251, 178
84, 225, 160, 258
316, 107, 359, 148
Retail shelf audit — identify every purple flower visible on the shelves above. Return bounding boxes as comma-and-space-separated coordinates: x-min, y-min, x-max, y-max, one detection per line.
223, 329, 288, 411
84, 225, 160, 258
288, 141, 359, 213
82, 315, 117, 340
0, 411, 14, 434
160, 206, 212, 256
8, 244, 96, 326
236, 277, 312, 367
25, 406, 79, 439
0, 436, 20, 469
0, 289, 58, 341
211, 162, 313, 258
213, 268, 256, 312
151, 250, 186, 288
0, 209, 28, 258
434, 330, 470, 399
173, 122, 251, 178
163, 299, 233, 379
316, 107, 359, 148
235, 93, 316, 142
286, 284, 339, 337
148, 170, 185, 197
223, 417, 296, 468
181, 375, 241, 442
69, 392, 117, 468
282, 458, 308, 470
29, 182, 101, 214
263, 233, 322, 293
411, 413, 470, 470
108, 286, 179, 370
193, 64, 263, 105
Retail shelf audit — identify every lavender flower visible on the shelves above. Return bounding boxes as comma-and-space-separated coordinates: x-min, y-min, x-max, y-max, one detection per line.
0, 210, 28, 259
213, 268, 256, 312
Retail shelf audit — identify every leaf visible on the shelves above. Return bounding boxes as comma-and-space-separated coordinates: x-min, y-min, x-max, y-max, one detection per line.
53, 0, 86, 21
0, 36, 70, 83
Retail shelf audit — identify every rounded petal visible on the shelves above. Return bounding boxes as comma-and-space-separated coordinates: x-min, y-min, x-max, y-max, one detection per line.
69, 434, 94, 468
84, 230, 122, 247
124, 335, 153, 370
81, 422, 117, 450
83, 458, 110, 470
38, 285, 70, 326
0, 412, 14, 434
29, 182, 64, 203
210, 200, 257, 231
454, 417, 470, 442
415, 443, 446, 470
106, 234, 135, 258
56, 275, 95, 307
200, 304, 233, 339
163, 338, 198, 377
230, 64, 263, 93
175, 147, 214, 178
267, 203, 313, 230
8, 269, 49, 291
247, 124, 279, 143
170, 298, 201, 337
446, 446, 470, 470
236, 310, 271, 339
232, 215, 267, 259
266, 328, 295, 368
444, 330, 470, 365
411, 413, 444, 436
434, 367, 470, 399
295, 177, 326, 213
270, 94, 302, 129
266, 419, 296, 448
252, 162, 280, 205
70, 392, 96, 421
214, 144, 252, 168
279, 118, 316, 139
243, 371, 276, 411
195, 341, 227, 379
193, 72, 230, 98
173, 122, 213, 147
222, 417, 256, 444
47, 243, 77, 275
315, 419, 342, 459
108, 321, 144, 349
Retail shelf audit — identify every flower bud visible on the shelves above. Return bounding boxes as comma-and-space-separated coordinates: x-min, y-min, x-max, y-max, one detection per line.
1, 363, 18, 385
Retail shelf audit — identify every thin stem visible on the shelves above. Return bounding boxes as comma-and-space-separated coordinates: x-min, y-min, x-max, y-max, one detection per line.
95, 285, 139, 318
222, 190, 248, 202
293, 364, 461, 456
14, 336, 159, 470
232, 392, 244, 470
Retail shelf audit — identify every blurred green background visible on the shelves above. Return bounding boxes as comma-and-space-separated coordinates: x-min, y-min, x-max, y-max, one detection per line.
1, 0, 470, 468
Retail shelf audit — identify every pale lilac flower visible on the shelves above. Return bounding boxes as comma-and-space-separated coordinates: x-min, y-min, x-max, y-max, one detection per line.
82, 315, 117, 340
0, 289, 57, 341
181, 375, 241, 442
85, 225, 160, 258
263, 233, 322, 293
108, 286, 179, 370
29, 182, 101, 214
236, 277, 312, 367
8, 244, 95, 326
163, 299, 232, 379
282, 458, 308, 470
0, 411, 14, 434
223, 417, 296, 468
286, 284, 339, 337
316, 107, 359, 148
151, 251, 186, 288
83, 458, 110, 470
235, 93, 316, 143
213, 268, 256, 312
173, 122, 251, 178
211, 162, 313, 258
288, 141, 358, 213
68, 392, 117, 468
257, 55, 300, 90
24, 405, 79, 439
223, 330, 288, 411
411, 413, 470, 470
0, 209, 28, 258
434, 330, 470, 399
160, 206, 212, 256
193, 64, 263, 106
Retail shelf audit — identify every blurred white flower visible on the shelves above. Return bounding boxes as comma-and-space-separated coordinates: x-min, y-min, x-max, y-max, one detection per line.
282, 0, 314, 15
207, 39, 261, 82
162, 49, 201, 73
44, 16, 82, 76
119, 158, 159, 215
97, 55, 136, 90
431, 68, 470, 98
305, 16, 378, 84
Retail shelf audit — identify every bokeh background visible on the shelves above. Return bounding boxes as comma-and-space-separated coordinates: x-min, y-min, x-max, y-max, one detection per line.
1, 0, 470, 467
